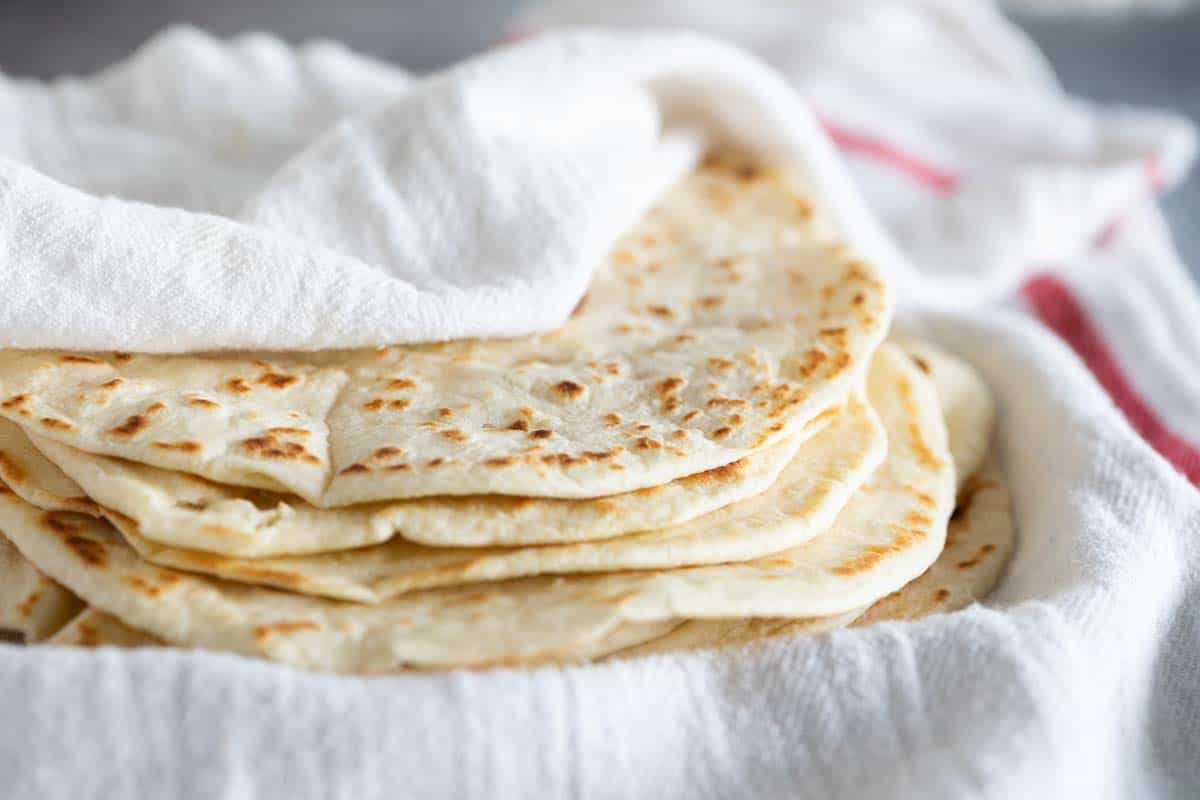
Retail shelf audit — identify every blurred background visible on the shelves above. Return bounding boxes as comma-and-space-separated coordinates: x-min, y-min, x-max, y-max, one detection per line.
1, 0, 1196, 271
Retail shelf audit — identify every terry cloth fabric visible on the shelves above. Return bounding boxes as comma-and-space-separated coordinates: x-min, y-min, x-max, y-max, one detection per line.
2, 2, 1200, 798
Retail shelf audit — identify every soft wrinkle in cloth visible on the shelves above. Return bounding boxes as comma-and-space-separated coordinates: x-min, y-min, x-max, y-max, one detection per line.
2, 2, 1200, 799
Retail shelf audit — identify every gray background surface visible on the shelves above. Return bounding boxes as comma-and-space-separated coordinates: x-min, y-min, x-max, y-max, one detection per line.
1, 1, 1196, 277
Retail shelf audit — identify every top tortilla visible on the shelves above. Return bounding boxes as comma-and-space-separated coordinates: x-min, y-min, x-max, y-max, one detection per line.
0, 157, 891, 505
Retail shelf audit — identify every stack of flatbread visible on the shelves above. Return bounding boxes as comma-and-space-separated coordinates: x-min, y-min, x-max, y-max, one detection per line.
0, 157, 1013, 670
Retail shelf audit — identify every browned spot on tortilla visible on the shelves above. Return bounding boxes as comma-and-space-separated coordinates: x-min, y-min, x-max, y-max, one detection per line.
934, 588, 951, 602
552, 380, 585, 400
706, 397, 746, 409
484, 456, 517, 467
427, 457, 447, 468
541, 453, 585, 467
695, 296, 724, 310
229, 565, 306, 588
603, 413, 622, 428
912, 489, 937, 509
0, 453, 25, 485
707, 358, 735, 372
671, 429, 689, 440
819, 326, 847, 337
123, 576, 164, 598
386, 378, 416, 390
362, 398, 385, 411
223, 378, 251, 394
2, 394, 30, 410
252, 620, 319, 640
16, 589, 40, 619
581, 450, 615, 460
154, 571, 183, 587
112, 352, 134, 362
439, 429, 469, 442
529, 429, 553, 440
152, 440, 202, 453
507, 419, 530, 432
386, 463, 412, 472
634, 437, 662, 451
72, 622, 101, 647
911, 355, 932, 375
831, 525, 927, 576
897, 377, 944, 471
684, 458, 746, 485
105, 402, 165, 437
187, 397, 220, 409
60, 355, 103, 365
680, 410, 702, 423
98, 378, 124, 390
39, 416, 75, 431
905, 512, 933, 527
712, 426, 732, 439
371, 446, 404, 460
657, 377, 683, 399
40, 512, 80, 534
240, 435, 320, 465
646, 305, 674, 319
256, 373, 299, 390
339, 463, 369, 475
389, 399, 411, 411
64, 535, 108, 567
268, 427, 310, 437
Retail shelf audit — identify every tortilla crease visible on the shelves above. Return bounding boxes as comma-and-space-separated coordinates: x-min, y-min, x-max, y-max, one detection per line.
0, 157, 891, 505
0, 344, 953, 672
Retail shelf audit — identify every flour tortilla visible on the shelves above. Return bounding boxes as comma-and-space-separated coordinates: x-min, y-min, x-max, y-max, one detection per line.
0, 418, 97, 515
46, 606, 162, 648
0, 344, 952, 671
896, 338, 993, 487
614, 457, 1012, 657
102, 391, 882, 601
0, 158, 891, 505
0, 530, 83, 641
855, 456, 1012, 625
30, 414, 831, 558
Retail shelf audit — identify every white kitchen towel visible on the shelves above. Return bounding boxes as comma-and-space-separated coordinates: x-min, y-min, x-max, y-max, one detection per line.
0, 23, 907, 352
3, 2, 1200, 799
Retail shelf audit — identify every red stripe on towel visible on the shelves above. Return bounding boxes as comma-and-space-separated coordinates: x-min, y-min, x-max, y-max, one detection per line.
1021, 273, 1200, 485
818, 119, 960, 194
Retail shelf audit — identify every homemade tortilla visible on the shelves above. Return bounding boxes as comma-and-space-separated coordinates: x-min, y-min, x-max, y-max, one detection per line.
0, 158, 891, 504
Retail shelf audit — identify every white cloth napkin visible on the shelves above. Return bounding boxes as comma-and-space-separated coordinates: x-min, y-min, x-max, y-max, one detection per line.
3, 2, 1200, 798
